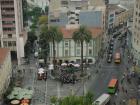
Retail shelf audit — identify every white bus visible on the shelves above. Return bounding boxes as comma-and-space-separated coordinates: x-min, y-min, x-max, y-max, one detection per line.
93, 93, 111, 105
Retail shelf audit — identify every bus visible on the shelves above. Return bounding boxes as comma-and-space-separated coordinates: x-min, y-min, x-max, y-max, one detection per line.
114, 53, 121, 63
108, 79, 118, 94
93, 93, 111, 105
128, 98, 137, 105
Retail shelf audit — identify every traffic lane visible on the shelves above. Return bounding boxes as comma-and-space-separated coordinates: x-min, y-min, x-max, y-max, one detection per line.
89, 65, 122, 99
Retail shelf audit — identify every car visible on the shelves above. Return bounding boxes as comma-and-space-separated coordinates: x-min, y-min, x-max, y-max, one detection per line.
118, 36, 122, 40
107, 56, 112, 63
109, 46, 113, 50
108, 49, 113, 55
110, 41, 114, 46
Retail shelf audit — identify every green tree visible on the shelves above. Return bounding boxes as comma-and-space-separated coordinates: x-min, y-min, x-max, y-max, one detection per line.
72, 26, 92, 76
39, 34, 50, 63
50, 92, 94, 105
39, 15, 48, 25
41, 26, 63, 71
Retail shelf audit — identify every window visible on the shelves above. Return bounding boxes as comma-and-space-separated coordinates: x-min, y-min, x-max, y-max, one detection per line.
50, 19, 59, 22
136, 11, 138, 15
65, 41, 69, 47
8, 41, 12, 46
61, 1, 68, 5
65, 49, 68, 56
135, 18, 137, 22
12, 41, 16, 46
8, 34, 12, 38
89, 49, 92, 56
137, 40, 139, 45
110, 14, 114, 17
76, 49, 80, 55
136, 4, 138, 8
3, 41, 7, 47
76, 7, 81, 10
77, 42, 80, 47
88, 41, 92, 47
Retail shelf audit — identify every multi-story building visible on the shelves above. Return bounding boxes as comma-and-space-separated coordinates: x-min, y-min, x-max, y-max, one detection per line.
0, 0, 27, 65
27, 0, 49, 10
108, 4, 129, 30
0, 48, 12, 100
48, 0, 108, 63
48, 0, 107, 29
132, 0, 140, 65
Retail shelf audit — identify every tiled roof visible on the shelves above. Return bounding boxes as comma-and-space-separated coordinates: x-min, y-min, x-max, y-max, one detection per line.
0, 48, 10, 65
60, 27, 103, 39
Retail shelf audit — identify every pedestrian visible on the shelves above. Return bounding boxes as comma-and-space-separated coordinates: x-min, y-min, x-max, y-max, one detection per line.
122, 86, 124, 92
125, 89, 127, 94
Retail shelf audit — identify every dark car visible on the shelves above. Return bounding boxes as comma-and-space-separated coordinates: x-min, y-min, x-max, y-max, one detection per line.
113, 32, 121, 38
107, 55, 112, 63
108, 46, 113, 53
118, 36, 122, 40
109, 45, 113, 50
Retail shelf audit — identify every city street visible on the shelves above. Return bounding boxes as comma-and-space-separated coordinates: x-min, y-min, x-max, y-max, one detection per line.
19, 26, 138, 105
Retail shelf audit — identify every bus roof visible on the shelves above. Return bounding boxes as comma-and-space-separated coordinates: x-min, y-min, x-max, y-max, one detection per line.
94, 93, 111, 105
108, 79, 118, 87
128, 98, 137, 105
115, 53, 120, 58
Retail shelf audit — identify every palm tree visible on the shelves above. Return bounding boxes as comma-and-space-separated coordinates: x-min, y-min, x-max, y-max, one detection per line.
72, 26, 92, 76
41, 26, 63, 71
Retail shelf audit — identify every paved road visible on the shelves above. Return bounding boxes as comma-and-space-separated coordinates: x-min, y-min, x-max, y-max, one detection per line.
88, 33, 125, 97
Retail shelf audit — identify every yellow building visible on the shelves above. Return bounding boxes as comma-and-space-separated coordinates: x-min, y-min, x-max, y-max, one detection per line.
114, 5, 129, 27
0, 48, 12, 98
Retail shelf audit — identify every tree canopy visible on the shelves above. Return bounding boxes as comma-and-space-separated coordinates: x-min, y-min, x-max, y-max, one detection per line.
72, 26, 92, 43
39, 15, 48, 25
50, 92, 94, 105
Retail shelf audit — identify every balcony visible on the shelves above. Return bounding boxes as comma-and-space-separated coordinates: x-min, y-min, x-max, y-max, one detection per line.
1, 5, 14, 8
2, 24, 15, 28
2, 18, 15, 21
3, 30, 16, 34
1, 11, 14, 14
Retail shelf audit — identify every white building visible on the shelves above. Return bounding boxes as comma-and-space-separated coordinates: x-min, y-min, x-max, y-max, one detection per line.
0, 48, 12, 100
49, 27, 103, 63
0, 0, 27, 65
132, 0, 140, 65
27, 0, 49, 10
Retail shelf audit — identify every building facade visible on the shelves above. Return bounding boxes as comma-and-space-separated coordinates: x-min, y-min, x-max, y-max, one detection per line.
48, 0, 107, 29
108, 4, 129, 29
0, 48, 12, 100
132, 0, 140, 65
27, 0, 49, 10
49, 27, 103, 63
0, 0, 27, 65
48, 0, 108, 63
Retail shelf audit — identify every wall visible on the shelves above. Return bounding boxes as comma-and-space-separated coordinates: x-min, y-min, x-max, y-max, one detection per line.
0, 52, 12, 96
79, 11, 102, 27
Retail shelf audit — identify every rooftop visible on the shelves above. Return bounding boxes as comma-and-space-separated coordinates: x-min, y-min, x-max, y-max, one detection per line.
108, 4, 127, 14
0, 48, 10, 65
60, 27, 103, 39
108, 79, 118, 87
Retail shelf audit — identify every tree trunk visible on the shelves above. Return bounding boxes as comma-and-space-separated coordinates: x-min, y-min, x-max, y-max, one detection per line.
53, 39, 56, 71
81, 41, 84, 76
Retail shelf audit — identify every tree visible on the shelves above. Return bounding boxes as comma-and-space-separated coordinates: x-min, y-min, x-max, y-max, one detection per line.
41, 26, 63, 71
39, 15, 48, 25
72, 26, 92, 76
39, 34, 50, 63
50, 92, 94, 105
